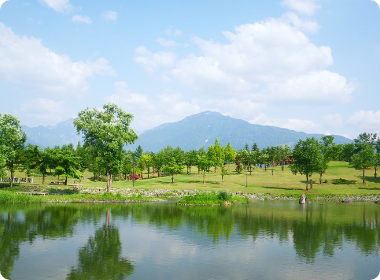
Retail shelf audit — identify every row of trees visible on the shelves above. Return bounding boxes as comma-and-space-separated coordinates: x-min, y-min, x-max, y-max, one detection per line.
1, 104, 380, 192
291, 133, 380, 189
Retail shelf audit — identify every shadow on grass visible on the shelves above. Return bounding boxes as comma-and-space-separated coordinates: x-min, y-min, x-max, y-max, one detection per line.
358, 187, 380, 191
259, 185, 303, 191
363, 176, 380, 183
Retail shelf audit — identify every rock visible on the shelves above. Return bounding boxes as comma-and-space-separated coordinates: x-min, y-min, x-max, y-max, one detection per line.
299, 194, 306, 204
374, 201, 380, 204
341, 198, 352, 203
305, 197, 311, 203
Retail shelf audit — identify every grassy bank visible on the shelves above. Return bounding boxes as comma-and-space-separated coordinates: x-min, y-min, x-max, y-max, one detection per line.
1, 161, 380, 204
177, 191, 248, 206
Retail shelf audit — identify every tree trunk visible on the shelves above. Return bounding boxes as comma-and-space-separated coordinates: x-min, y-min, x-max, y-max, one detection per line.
375, 167, 377, 179
362, 168, 365, 184
319, 173, 322, 184
306, 174, 309, 190
65, 176, 68, 185
203, 171, 205, 184
310, 179, 313, 189
106, 168, 111, 193
10, 169, 14, 188
42, 173, 45, 184
171, 174, 174, 184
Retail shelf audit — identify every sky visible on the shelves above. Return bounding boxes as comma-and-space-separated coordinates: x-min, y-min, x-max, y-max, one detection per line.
0, 0, 379, 139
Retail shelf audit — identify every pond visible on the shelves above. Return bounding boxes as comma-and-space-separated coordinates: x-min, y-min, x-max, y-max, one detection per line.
0, 201, 379, 280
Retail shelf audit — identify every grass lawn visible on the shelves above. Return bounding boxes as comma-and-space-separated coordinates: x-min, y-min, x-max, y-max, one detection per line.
2, 161, 380, 197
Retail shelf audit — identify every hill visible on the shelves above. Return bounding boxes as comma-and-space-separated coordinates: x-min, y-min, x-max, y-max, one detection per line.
22, 111, 352, 151
130, 111, 352, 152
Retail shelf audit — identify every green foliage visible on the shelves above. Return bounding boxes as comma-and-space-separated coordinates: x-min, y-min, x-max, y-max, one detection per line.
350, 133, 376, 183
74, 103, 138, 192
331, 178, 356, 185
217, 191, 230, 201
291, 137, 323, 190
0, 114, 26, 186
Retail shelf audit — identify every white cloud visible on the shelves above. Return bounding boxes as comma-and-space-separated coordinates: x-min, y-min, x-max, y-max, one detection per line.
20, 98, 65, 124
134, 46, 176, 72
102, 11, 117, 21
164, 28, 182, 36
0, 23, 114, 94
281, 0, 320, 15
171, 15, 354, 104
250, 114, 324, 134
348, 110, 380, 134
282, 12, 319, 33
265, 70, 354, 103
72, 15, 92, 24
156, 38, 178, 47
38, 0, 72, 13
106, 82, 201, 131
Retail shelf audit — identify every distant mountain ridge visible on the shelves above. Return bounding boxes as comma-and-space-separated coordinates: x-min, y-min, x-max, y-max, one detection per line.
129, 111, 352, 152
23, 111, 353, 151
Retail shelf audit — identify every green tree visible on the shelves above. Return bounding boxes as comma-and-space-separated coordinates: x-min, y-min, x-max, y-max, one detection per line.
317, 136, 336, 184
350, 133, 376, 184
184, 150, 198, 174
291, 137, 323, 190
74, 103, 138, 192
141, 152, 154, 179
198, 154, 213, 184
162, 146, 184, 183
224, 142, 237, 170
0, 114, 26, 187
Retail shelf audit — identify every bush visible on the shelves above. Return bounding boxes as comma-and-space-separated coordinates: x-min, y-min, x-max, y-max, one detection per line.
217, 191, 230, 201
332, 178, 356, 185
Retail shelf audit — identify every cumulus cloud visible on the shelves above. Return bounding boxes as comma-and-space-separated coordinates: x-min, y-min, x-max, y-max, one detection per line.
348, 110, 380, 134
281, 0, 320, 15
72, 15, 92, 24
106, 82, 201, 130
170, 15, 354, 104
38, 0, 72, 13
156, 38, 178, 47
134, 46, 176, 72
0, 23, 114, 94
102, 11, 117, 21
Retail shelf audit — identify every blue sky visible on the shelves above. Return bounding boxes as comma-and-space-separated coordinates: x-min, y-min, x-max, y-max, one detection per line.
0, 0, 379, 139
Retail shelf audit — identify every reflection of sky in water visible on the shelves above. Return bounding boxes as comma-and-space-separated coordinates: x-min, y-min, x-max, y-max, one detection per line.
2, 202, 380, 280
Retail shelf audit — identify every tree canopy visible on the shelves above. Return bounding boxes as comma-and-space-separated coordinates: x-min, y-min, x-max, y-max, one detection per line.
73, 103, 138, 192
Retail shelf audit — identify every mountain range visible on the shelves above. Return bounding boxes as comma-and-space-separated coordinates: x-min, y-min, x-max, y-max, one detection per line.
23, 111, 352, 152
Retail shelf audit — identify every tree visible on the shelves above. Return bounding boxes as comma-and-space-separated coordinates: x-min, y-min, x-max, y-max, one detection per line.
317, 136, 336, 184
224, 142, 237, 170
141, 152, 154, 179
74, 103, 138, 192
0, 114, 26, 187
350, 133, 376, 184
184, 150, 198, 175
55, 145, 82, 185
198, 154, 213, 184
291, 137, 323, 190
162, 146, 184, 183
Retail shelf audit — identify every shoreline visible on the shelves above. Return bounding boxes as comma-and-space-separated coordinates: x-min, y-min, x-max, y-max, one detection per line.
1, 185, 380, 204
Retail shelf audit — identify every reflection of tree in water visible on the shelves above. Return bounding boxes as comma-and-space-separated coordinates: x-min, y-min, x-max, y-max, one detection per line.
0, 205, 82, 279
66, 210, 134, 280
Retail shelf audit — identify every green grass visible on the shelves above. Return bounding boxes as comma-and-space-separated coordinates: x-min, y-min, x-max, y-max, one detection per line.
2, 161, 380, 203
177, 191, 248, 206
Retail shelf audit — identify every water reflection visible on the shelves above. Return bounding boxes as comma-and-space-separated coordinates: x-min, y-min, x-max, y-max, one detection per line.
67, 209, 134, 280
0, 202, 379, 279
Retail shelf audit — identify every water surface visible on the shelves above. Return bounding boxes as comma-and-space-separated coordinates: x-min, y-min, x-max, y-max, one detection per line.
0, 201, 379, 280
